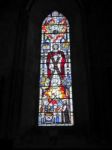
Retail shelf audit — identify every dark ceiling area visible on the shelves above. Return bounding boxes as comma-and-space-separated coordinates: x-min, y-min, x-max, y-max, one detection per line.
0, 0, 93, 11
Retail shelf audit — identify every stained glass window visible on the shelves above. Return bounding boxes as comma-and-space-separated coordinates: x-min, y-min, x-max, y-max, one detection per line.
38, 11, 74, 126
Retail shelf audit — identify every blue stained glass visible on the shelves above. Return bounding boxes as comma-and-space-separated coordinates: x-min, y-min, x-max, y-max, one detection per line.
38, 11, 74, 126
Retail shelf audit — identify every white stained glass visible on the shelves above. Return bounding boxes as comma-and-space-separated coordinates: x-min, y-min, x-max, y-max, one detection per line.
38, 11, 74, 126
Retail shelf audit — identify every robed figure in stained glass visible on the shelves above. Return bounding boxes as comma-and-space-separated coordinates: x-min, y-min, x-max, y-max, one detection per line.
38, 11, 74, 126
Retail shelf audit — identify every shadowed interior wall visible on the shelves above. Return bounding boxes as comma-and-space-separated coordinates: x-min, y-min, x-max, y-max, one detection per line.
0, 0, 112, 148
19, 0, 89, 135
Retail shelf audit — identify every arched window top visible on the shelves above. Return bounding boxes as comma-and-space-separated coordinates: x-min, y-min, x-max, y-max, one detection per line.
38, 11, 73, 126
42, 11, 69, 28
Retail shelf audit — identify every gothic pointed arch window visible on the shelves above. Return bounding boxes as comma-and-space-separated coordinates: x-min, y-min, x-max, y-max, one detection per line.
38, 11, 74, 126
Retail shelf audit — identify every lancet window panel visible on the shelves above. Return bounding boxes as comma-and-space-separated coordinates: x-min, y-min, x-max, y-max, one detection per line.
38, 11, 74, 126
